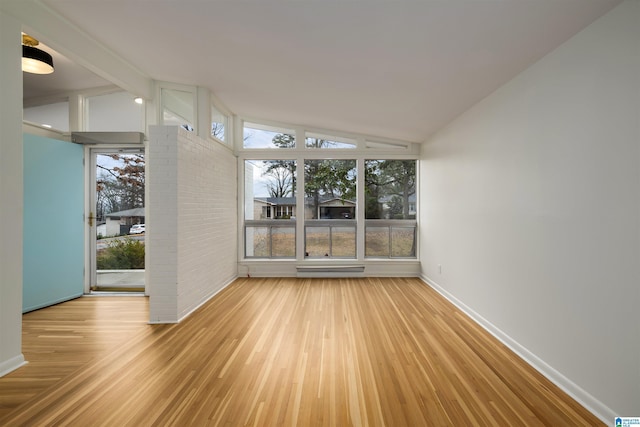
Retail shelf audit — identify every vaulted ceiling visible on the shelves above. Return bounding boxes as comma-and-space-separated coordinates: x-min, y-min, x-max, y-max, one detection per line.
11, 0, 621, 142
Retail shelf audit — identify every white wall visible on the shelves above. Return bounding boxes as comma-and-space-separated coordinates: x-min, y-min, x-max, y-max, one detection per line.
23, 102, 70, 132
176, 128, 237, 319
148, 126, 237, 323
0, 11, 26, 376
85, 91, 145, 132
420, 0, 639, 420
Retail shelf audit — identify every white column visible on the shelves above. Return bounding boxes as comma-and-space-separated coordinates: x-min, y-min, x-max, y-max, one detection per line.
147, 126, 179, 323
0, 11, 26, 376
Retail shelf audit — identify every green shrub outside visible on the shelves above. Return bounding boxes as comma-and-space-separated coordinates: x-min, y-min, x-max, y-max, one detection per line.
97, 238, 145, 269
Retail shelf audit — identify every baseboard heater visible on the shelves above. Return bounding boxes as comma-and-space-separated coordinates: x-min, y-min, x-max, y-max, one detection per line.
296, 265, 365, 278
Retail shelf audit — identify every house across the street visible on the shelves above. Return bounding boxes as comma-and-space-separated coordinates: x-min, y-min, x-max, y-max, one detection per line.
253, 197, 356, 220
104, 207, 145, 236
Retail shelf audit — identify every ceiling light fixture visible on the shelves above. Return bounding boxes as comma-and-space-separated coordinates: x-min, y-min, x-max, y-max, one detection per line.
134, 97, 144, 104
22, 34, 54, 74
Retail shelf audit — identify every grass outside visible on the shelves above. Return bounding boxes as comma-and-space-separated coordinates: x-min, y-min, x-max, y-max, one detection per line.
248, 228, 415, 258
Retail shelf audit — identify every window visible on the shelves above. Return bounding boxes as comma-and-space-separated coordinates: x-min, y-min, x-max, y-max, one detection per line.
305, 132, 356, 149
305, 225, 356, 258
245, 159, 296, 220
244, 159, 296, 258
365, 224, 415, 257
211, 104, 228, 143
161, 88, 194, 130
244, 122, 295, 149
304, 159, 356, 258
364, 160, 417, 258
245, 224, 295, 258
239, 119, 419, 262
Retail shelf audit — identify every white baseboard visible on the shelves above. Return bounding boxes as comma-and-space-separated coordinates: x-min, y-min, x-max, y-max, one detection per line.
177, 274, 238, 323
0, 354, 27, 378
420, 274, 615, 424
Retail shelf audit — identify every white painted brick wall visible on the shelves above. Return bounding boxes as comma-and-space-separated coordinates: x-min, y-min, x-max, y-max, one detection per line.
148, 126, 237, 323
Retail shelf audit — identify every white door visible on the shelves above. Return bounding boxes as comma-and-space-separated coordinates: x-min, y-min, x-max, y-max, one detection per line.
89, 147, 145, 292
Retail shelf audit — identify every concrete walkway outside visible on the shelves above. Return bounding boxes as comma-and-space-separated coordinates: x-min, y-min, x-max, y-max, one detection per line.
96, 270, 144, 291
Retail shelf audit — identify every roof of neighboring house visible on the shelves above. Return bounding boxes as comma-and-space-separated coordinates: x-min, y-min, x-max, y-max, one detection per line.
254, 196, 357, 206
106, 207, 145, 218
319, 198, 356, 206
254, 197, 296, 205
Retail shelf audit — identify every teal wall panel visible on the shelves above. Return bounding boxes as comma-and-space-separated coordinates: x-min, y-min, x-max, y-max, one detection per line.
23, 134, 84, 312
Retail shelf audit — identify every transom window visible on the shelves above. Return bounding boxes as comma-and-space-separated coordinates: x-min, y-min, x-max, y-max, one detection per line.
211, 104, 228, 143
305, 132, 356, 149
243, 123, 295, 149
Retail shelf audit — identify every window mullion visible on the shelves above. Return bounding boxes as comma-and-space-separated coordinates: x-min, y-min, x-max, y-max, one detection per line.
296, 153, 305, 261
356, 158, 365, 261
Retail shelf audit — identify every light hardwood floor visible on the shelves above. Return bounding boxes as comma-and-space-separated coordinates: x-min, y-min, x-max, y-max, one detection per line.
0, 278, 603, 426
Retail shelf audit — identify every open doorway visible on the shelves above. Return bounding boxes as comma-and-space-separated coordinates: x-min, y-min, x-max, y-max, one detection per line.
90, 148, 145, 293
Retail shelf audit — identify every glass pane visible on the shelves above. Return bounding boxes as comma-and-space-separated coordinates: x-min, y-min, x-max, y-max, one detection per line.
391, 227, 416, 257
365, 226, 389, 257
244, 122, 295, 149
305, 132, 356, 149
211, 104, 227, 142
365, 160, 416, 219
246, 226, 269, 257
304, 160, 357, 219
305, 226, 330, 257
95, 152, 145, 291
332, 227, 356, 257
86, 91, 144, 132
96, 154, 145, 226
245, 160, 296, 220
244, 157, 297, 259
272, 227, 295, 257
162, 88, 194, 130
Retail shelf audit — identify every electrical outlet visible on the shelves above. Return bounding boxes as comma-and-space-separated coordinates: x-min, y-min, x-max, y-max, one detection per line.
438, 264, 442, 274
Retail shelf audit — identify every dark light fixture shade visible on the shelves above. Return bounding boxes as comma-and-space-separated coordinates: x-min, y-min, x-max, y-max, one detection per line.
22, 44, 54, 74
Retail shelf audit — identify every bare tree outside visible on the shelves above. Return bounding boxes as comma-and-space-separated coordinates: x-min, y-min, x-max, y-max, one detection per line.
262, 134, 296, 198
263, 161, 295, 198
96, 154, 145, 222
212, 122, 225, 141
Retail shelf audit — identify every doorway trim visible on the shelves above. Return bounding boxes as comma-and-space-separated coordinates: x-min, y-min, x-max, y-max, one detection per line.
78, 132, 145, 294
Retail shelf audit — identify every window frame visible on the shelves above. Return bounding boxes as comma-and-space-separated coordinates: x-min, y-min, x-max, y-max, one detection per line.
237, 118, 419, 263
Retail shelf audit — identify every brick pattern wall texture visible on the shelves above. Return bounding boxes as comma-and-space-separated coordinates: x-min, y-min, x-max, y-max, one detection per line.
148, 126, 237, 323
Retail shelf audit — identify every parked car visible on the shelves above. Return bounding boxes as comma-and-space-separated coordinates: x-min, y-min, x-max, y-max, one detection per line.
129, 224, 145, 234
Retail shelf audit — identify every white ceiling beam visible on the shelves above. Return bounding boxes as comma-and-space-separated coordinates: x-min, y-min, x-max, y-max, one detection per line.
1, 0, 152, 100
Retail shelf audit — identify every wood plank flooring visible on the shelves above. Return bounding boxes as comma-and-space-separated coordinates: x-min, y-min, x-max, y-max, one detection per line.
0, 278, 603, 426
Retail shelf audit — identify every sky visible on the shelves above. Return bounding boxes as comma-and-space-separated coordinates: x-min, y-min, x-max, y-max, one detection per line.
245, 159, 293, 198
